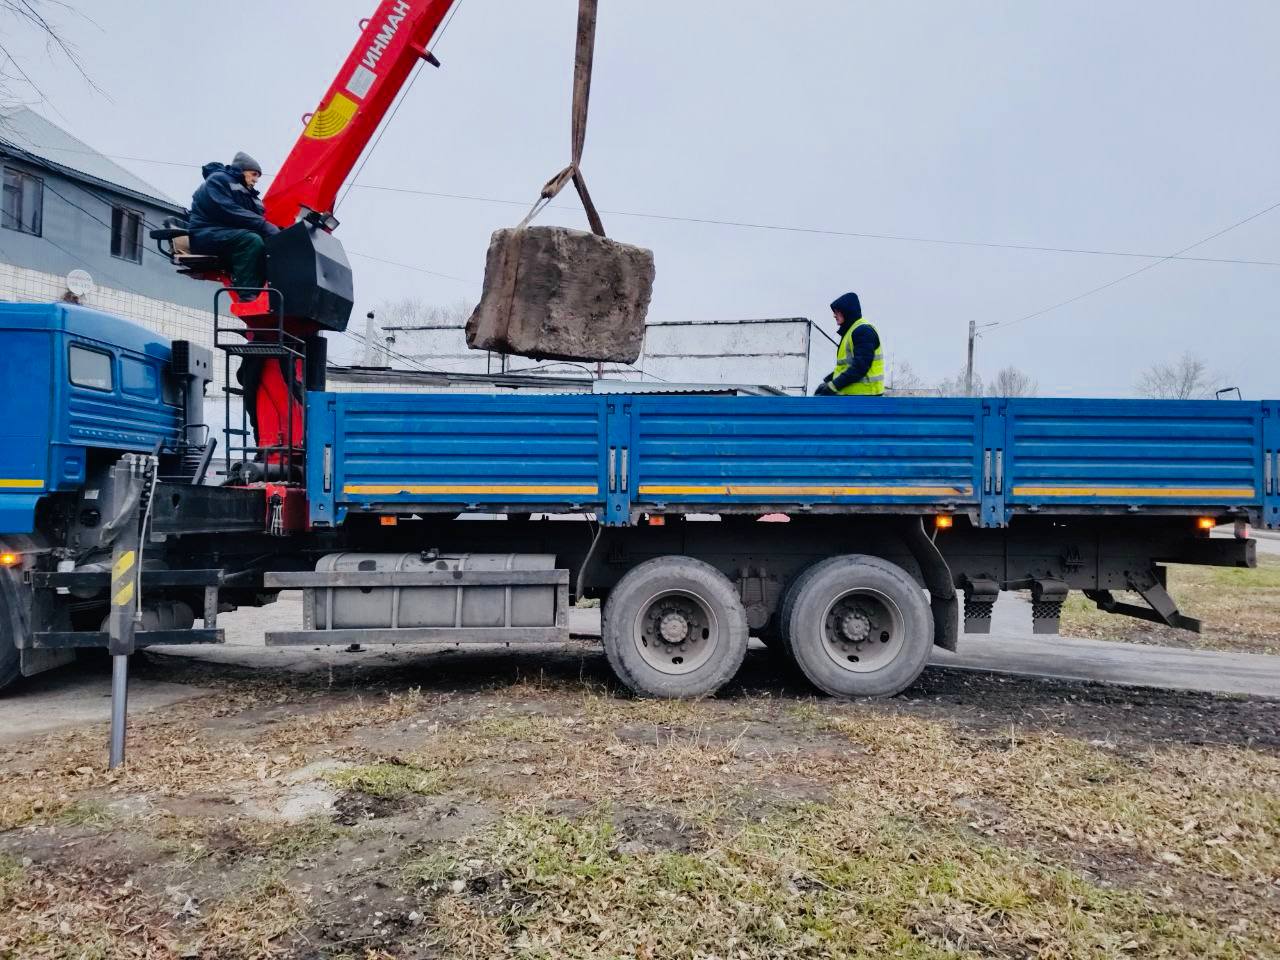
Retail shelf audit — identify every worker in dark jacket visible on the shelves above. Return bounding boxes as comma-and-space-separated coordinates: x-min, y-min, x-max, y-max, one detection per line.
187, 151, 279, 289
814, 292, 884, 396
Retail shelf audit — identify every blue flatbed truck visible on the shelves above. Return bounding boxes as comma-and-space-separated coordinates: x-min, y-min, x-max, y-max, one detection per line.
0, 302, 1275, 705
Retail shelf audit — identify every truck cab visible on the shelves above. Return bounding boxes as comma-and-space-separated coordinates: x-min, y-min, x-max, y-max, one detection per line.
0, 302, 187, 535
0, 302, 258, 689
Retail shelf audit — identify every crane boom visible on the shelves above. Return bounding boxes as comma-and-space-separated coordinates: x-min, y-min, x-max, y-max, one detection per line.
263, 0, 457, 227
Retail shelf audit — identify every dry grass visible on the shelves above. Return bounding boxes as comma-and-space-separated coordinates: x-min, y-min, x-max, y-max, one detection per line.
818, 712, 1280, 887
1, 667, 1277, 957
323, 760, 445, 799
0, 854, 181, 959
420, 805, 1256, 959
0, 686, 436, 830
193, 871, 309, 960
1061, 557, 1280, 655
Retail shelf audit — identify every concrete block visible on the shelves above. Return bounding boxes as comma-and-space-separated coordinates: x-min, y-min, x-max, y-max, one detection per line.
466, 226, 654, 364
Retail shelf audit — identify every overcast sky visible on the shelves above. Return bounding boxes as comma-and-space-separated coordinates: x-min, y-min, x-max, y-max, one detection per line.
9, 0, 1279, 396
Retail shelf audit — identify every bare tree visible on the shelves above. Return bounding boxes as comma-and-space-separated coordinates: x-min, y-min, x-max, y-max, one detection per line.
990, 365, 1038, 397
935, 367, 983, 397
363, 297, 476, 368
1136, 353, 1213, 399
435, 299, 474, 327
887, 361, 930, 396
0, 2, 98, 111
364, 297, 429, 366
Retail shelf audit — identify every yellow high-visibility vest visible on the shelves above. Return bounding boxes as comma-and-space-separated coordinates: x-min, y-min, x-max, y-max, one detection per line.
831, 318, 884, 396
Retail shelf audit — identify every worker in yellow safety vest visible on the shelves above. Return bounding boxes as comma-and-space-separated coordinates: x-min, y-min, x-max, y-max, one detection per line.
814, 292, 884, 396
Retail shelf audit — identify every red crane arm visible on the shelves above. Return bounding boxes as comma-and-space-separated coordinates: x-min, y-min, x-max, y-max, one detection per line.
263, 0, 457, 227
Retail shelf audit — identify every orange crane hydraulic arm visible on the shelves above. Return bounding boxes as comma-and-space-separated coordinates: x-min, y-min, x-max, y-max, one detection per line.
263, 0, 458, 228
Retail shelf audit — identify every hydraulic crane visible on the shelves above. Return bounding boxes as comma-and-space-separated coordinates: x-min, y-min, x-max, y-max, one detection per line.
152, 0, 459, 471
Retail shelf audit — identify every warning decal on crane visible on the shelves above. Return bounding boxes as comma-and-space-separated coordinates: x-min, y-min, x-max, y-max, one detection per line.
347, 65, 377, 99
304, 93, 358, 140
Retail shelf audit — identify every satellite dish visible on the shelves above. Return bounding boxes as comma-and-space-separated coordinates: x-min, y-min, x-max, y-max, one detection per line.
66, 269, 96, 299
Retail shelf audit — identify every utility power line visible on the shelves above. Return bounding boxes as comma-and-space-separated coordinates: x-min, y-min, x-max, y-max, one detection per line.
347, 250, 470, 283
346, 182, 1280, 268
6, 138, 1278, 269
991, 198, 1280, 333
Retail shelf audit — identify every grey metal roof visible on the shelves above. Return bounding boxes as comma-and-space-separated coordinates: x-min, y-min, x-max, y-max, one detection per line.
327, 365, 783, 396
0, 107, 183, 212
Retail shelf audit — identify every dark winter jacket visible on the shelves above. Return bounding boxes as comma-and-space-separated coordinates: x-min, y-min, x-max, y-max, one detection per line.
187, 162, 279, 249
823, 292, 879, 391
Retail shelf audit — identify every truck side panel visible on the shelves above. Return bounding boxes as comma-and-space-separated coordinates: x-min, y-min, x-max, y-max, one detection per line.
311, 393, 611, 523
1003, 399, 1265, 518
311, 391, 1274, 528
625, 396, 983, 515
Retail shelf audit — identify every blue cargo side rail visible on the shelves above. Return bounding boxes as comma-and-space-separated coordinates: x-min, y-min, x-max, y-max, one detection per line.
307, 392, 1277, 530
306, 392, 613, 525
624, 395, 983, 519
999, 398, 1270, 523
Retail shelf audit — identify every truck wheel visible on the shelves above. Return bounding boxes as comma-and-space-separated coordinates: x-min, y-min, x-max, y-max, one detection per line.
785, 555, 932, 698
602, 556, 748, 698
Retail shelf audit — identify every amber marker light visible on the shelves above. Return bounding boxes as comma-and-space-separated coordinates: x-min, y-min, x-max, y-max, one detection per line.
1196, 517, 1215, 533
0, 552, 18, 567
380, 515, 398, 527
934, 515, 954, 531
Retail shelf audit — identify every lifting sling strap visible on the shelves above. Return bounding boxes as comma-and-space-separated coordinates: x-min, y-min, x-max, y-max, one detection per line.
518, 0, 607, 237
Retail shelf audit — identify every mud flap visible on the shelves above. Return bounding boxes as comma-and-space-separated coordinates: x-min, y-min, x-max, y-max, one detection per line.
1, 563, 72, 687
902, 518, 959, 652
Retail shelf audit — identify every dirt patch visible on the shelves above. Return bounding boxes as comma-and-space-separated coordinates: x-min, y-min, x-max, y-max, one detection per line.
827, 663, 1280, 751
613, 807, 706, 854
333, 790, 418, 825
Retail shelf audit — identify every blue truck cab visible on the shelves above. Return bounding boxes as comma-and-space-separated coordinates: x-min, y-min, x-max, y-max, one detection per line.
0, 303, 183, 533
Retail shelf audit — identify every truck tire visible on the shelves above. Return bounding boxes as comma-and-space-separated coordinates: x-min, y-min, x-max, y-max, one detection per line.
776, 563, 823, 660
602, 556, 749, 698
784, 555, 932, 698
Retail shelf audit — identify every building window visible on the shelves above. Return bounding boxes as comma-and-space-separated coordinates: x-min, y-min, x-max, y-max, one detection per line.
68, 345, 114, 391
111, 206, 143, 263
1, 166, 43, 236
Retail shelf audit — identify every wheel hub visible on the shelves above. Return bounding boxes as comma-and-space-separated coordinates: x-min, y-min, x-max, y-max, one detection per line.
633, 591, 720, 676
820, 589, 905, 674
838, 610, 871, 643
658, 611, 691, 644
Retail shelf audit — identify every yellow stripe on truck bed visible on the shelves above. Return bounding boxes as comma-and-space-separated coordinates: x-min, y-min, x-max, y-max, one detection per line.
637, 483, 972, 497
0, 479, 43, 489
345, 484, 599, 496
1012, 485, 1256, 499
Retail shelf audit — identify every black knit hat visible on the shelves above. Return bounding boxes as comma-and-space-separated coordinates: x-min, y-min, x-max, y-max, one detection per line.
231, 151, 263, 174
